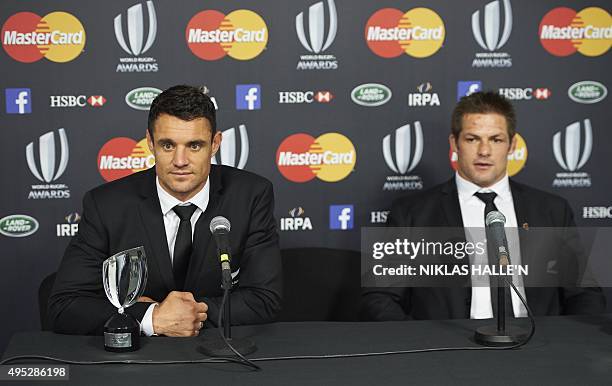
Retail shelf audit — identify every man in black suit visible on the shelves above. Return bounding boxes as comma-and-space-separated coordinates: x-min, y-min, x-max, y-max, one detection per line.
362, 91, 605, 321
49, 85, 282, 336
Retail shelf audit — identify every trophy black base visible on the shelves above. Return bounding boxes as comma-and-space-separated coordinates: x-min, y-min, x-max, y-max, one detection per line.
200, 338, 257, 357
104, 312, 141, 352
474, 324, 528, 347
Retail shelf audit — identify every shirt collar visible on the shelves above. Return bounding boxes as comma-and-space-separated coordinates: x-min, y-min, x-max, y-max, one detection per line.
156, 177, 210, 216
455, 172, 511, 202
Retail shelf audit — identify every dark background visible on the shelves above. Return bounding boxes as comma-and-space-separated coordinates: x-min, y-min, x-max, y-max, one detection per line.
0, 0, 610, 352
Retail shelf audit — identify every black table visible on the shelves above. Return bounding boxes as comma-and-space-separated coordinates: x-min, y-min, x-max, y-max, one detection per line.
2, 315, 612, 385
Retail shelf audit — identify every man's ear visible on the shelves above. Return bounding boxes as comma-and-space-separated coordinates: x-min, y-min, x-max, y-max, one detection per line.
146, 129, 154, 153
211, 131, 222, 157
449, 134, 458, 153
508, 134, 517, 155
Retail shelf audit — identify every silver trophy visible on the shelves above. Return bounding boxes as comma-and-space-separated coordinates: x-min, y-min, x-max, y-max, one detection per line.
102, 246, 148, 352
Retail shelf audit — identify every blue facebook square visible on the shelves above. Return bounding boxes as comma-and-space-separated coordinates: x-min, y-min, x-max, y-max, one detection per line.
236, 84, 261, 110
5, 88, 32, 114
457, 81, 482, 101
329, 205, 354, 230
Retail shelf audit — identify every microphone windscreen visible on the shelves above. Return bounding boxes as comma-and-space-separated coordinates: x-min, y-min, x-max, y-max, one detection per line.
485, 210, 506, 226
210, 216, 231, 233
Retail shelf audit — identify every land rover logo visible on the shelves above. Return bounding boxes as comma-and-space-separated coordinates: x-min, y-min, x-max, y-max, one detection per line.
0, 215, 39, 237
351, 83, 392, 107
125, 87, 162, 110
568, 81, 607, 104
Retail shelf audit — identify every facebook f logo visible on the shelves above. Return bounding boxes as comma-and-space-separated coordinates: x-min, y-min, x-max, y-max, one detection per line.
236, 84, 261, 110
330, 205, 354, 230
457, 81, 482, 101
6, 88, 32, 114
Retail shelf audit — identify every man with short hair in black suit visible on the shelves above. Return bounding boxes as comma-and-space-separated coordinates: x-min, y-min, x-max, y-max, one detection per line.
362, 91, 605, 321
49, 85, 282, 336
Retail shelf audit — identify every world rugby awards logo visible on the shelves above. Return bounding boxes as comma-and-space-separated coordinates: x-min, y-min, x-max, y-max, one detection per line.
26, 128, 70, 199
114, 1, 159, 72
382, 122, 424, 190
212, 125, 249, 169
296, 0, 338, 70
552, 119, 592, 188
471, 0, 513, 67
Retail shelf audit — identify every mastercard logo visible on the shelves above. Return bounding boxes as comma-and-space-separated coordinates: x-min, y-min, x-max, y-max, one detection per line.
98, 137, 154, 182
186, 9, 268, 61
449, 134, 528, 177
539, 7, 611, 57
276, 133, 356, 183
365, 7, 445, 58
1, 11, 85, 63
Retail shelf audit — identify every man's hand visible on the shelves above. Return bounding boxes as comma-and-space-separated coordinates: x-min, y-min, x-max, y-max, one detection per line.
152, 291, 208, 337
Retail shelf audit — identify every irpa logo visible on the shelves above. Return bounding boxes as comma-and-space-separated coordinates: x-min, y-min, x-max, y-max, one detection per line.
26, 128, 69, 183
114, 1, 157, 56
383, 122, 423, 175
296, 0, 337, 54
553, 119, 592, 172
212, 124, 249, 169
472, 0, 512, 51
382, 122, 424, 191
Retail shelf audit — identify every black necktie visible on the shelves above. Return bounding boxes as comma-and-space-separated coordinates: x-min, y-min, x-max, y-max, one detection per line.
172, 204, 197, 290
474, 192, 498, 220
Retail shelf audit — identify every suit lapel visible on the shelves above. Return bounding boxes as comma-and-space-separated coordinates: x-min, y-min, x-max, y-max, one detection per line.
137, 169, 175, 291
185, 166, 223, 291
441, 179, 470, 317
510, 180, 532, 267
441, 178, 464, 227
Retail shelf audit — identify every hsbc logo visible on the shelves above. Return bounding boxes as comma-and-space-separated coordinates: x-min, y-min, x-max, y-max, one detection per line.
498, 88, 551, 101
211, 124, 249, 169
552, 119, 593, 188
583, 206, 612, 219
370, 210, 390, 224
50, 95, 107, 108
382, 122, 424, 191
278, 90, 334, 104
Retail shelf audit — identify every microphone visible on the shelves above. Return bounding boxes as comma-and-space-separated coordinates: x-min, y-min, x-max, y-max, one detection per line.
485, 211, 510, 266
210, 216, 232, 287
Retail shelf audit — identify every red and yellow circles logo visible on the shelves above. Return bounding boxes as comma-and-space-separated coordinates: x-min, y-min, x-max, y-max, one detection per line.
365, 8, 445, 58
186, 9, 267, 61
539, 7, 611, 57
276, 133, 356, 183
449, 134, 528, 177
97, 138, 154, 182
1, 11, 85, 63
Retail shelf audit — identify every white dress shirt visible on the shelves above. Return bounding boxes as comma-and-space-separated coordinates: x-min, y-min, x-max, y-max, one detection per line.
455, 172, 527, 319
140, 177, 210, 336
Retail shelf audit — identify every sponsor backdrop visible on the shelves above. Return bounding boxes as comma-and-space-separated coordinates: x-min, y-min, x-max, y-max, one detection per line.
0, 0, 610, 349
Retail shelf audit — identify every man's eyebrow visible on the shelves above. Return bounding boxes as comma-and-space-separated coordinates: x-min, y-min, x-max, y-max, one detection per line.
156, 138, 176, 145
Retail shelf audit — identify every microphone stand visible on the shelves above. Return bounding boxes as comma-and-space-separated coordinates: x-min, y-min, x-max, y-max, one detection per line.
474, 253, 528, 346
199, 258, 257, 357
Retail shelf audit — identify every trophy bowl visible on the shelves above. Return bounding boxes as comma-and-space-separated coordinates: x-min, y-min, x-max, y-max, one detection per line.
102, 246, 148, 352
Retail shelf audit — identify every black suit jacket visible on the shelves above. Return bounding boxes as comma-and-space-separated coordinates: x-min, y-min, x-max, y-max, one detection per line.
49, 165, 282, 334
362, 178, 605, 320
